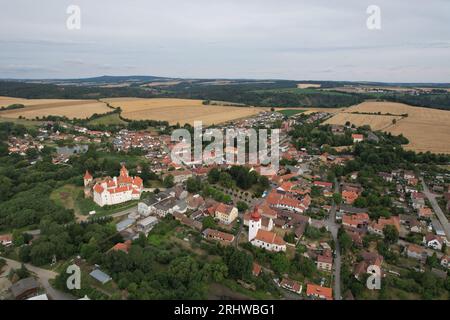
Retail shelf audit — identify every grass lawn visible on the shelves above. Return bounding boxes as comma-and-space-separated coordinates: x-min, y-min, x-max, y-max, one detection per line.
50, 184, 138, 218
88, 113, 127, 126
278, 109, 306, 117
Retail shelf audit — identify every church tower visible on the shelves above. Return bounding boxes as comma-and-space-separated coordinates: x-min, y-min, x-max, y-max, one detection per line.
248, 205, 262, 241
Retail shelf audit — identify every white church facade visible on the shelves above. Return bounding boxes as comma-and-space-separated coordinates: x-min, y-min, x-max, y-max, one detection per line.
248, 206, 286, 252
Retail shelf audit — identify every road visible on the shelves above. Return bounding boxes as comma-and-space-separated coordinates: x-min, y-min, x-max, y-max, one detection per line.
324, 179, 341, 300
421, 178, 450, 241
0, 257, 75, 300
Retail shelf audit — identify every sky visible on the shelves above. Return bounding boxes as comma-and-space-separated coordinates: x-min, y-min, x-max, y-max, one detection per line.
0, 0, 449, 82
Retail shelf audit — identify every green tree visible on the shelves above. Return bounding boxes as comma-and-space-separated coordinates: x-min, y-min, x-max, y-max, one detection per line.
163, 174, 174, 188
236, 201, 248, 212
383, 225, 399, 244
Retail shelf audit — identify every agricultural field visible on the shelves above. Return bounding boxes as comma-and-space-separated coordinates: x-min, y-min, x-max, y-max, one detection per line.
103, 98, 268, 125
0, 96, 111, 119
324, 101, 450, 154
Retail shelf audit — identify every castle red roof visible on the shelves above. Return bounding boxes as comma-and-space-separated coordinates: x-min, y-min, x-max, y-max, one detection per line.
84, 170, 93, 180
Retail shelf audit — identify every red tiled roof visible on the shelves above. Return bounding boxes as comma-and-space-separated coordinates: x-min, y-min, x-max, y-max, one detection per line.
255, 229, 285, 246
84, 170, 92, 180
93, 184, 104, 194
306, 284, 333, 300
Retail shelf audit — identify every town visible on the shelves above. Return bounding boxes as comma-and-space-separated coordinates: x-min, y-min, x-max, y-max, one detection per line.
0, 107, 449, 301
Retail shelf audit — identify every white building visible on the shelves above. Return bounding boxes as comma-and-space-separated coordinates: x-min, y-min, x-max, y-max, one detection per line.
248, 206, 286, 252
88, 165, 144, 207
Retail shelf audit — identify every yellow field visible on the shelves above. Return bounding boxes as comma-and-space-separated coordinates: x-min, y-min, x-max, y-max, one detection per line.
324, 101, 450, 154
0, 96, 111, 119
103, 98, 268, 125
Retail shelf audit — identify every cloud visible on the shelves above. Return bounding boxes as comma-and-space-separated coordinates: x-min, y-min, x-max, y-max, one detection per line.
0, 0, 449, 82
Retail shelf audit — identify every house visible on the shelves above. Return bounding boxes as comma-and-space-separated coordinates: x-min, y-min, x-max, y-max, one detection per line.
203, 228, 234, 244
89, 269, 112, 284
90, 165, 143, 207
317, 254, 333, 272
440, 256, 450, 269
10, 277, 40, 300
378, 172, 393, 182
172, 212, 202, 231
165, 170, 193, 183
406, 244, 428, 261
342, 213, 369, 229
111, 240, 132, 254
352, 134, 364, 143
353, 251, 383, 280
215, 203, 238, 224
306, 284, 333, 300
138, 196, 160, 216
266, 190, 310, 213
337, 204, 368, 220
342, 190, 359, 204
418, 207, 433, 219
423, 233, 443, 251
186, 194, 205, 210
248, 207, 286, 252
280, 278, 302, 294
252, 263, 262, 277
368, 216, 400, 236
313, 181, 333, 189
153, 197, 178, 217
137, 216, 159, 233
404, 171, 416, 180
411, 193, 425, 210
0, 234, 13, 246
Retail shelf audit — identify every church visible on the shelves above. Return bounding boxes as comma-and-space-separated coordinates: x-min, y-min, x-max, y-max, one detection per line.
84, 164, 143, 207
248, 206, 286, 252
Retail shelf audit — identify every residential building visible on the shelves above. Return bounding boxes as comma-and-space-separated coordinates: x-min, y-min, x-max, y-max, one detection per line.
306, 284, 333, 300
215, 203, 238, 224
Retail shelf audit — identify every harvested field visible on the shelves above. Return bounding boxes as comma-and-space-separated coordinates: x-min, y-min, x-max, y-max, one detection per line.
103, 98, 268, 126
324, 101, 450, 154
0, 96, 111, 119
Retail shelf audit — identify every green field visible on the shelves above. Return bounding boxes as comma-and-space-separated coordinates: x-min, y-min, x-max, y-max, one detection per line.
50, 184, 138, 218
278, 109, 306, 117
88, 113, 127, 126
0, 116, 44, 128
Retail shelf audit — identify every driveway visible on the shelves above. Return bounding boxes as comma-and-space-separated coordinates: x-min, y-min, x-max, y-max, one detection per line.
0, 257, 75, 300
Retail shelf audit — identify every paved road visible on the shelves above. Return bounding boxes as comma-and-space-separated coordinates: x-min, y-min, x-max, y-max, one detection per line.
421, 178, 450, 241
110, 206, 138, 218
1, 257, 75, 300
325, 179, 341, 300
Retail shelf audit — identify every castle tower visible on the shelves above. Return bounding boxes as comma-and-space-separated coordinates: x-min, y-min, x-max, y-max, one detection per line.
248, 205, 262, 241
83, 170, 93, 187
120, 164, 129, 177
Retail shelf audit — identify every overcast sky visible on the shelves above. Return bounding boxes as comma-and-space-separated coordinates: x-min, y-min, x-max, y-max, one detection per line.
1, 0, 449, 82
